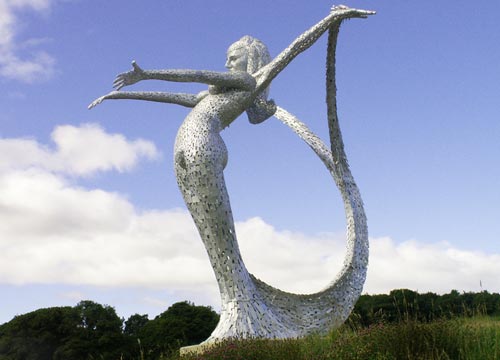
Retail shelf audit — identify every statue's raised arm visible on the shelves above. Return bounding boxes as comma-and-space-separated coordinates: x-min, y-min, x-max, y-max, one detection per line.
254, 5, 374, 93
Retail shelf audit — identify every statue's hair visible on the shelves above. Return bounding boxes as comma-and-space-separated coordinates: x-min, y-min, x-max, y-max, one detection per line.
229, 35, 271, 99
229, 35, 271, 74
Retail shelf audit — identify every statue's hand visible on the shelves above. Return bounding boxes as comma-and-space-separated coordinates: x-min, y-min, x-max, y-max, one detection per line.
330, 4, 375, 18
113, 61, 145, 90
87, 91, 118, 109
331, 4, 349, 11
88, 95, 106, 109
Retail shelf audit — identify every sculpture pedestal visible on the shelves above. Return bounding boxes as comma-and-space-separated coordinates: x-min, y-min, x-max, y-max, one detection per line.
179, 342, 216, 356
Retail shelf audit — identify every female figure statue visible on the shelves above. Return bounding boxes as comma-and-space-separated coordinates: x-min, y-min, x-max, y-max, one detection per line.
90, 5, 374, 346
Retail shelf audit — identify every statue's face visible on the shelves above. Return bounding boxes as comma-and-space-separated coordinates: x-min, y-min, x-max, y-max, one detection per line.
225, 46, 248, 72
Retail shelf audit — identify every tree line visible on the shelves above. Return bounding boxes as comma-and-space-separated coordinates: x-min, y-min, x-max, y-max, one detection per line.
1, 290, 499, 359
0, 300, 218, 360
350, 289, 500, 326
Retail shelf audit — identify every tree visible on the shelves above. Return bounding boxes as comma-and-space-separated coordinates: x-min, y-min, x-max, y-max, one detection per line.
0, 306, 78, 360
351, 289, 500, 327
124, 314, 149, 337
54, 300, 127, 360
137, 301, 219, 359
0, 300, 221, 359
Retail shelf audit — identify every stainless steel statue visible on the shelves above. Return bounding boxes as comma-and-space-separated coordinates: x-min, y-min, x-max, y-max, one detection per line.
90, 5, 374, 348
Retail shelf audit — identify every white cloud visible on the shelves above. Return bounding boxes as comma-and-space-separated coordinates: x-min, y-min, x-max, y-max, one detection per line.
0, 168, 215, 288
237, 218, 347, 293
0, 123, 160, 176
1, 162, 499, 297
0, 0, 56, 82
365, 238, 500, 294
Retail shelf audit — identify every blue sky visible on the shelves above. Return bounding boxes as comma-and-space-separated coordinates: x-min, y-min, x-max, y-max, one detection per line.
1, 0, 499, 325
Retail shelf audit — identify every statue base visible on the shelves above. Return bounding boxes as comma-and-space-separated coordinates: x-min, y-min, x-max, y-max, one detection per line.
179, 342, 216, 356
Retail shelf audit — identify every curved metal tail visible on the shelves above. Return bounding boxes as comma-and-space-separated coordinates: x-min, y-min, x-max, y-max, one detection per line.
250, 23, 369, 336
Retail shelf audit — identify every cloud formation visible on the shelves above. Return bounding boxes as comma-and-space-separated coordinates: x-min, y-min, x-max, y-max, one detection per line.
1, 125, 499, 312
1, 166, 499, 296
0, 0, 56, 82
0, 123, 159, 175
365, 237, 500, 294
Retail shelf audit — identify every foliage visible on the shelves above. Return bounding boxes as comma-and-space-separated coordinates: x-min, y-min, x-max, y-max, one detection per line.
350, 289, 500, 326
124, 314, 149, 337
54, 300, 128, 360
172, 289, 500, 360
0, 306, 77, 360
0, 290, 499, 359
0, 300, 218, 360
174, 317, 500, 360
0, 301, 128, 360
133, 301, 219, 359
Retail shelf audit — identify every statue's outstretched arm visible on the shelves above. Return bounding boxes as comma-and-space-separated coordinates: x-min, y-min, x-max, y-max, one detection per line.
254, 5, 374, 93
88, 90, 207, 109
112, 61, 256, 91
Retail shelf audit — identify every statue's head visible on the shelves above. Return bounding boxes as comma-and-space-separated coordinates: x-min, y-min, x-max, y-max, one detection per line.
227, 36, 273, 124
226, 36, 270, 75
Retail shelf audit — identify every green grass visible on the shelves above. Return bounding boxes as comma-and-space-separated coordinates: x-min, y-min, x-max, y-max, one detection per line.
165, 316, 500, 360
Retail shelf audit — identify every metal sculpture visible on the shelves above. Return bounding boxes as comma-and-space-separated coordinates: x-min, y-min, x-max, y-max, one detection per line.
89, 4, 374, 349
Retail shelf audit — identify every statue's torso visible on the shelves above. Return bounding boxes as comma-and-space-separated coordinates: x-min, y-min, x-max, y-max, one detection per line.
174, 89, 253, 169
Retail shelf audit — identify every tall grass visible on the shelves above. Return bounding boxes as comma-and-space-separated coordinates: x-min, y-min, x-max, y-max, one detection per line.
167, 316, 500, 360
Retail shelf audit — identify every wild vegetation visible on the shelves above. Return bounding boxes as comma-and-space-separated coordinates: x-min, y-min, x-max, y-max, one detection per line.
174, 289, 500, 360
175, 316, 500, 360
0, 301, 218, 359
0, 289, 499, 359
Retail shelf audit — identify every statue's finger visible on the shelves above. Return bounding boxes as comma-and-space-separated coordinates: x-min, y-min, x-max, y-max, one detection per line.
113, 76, 124, 85
113, 80, 124, 89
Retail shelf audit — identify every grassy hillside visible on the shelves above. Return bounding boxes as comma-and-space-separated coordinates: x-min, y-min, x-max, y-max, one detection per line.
172, 316, 500, 360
